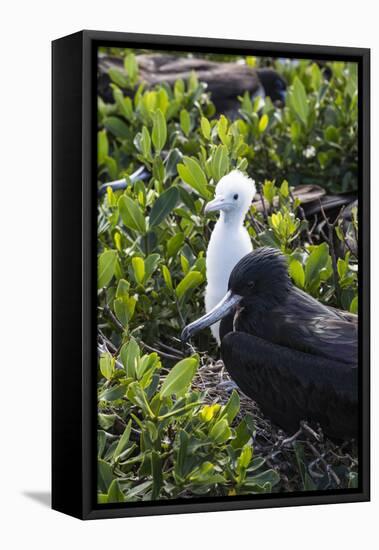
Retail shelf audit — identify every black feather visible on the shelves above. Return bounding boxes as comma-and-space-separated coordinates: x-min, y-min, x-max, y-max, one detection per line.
221, 332, 358, 440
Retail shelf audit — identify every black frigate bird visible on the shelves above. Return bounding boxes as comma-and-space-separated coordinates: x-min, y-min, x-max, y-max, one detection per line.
181, 247, 358, 440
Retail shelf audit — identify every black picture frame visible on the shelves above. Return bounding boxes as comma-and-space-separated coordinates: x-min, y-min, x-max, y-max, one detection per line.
52, 30, 370, 520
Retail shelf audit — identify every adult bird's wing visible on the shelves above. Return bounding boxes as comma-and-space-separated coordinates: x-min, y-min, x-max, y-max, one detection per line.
270, 287, 358, 366
221, 331, 358, 440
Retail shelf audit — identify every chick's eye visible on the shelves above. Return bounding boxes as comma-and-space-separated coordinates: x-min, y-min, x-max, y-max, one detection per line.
233, 194, 239, 200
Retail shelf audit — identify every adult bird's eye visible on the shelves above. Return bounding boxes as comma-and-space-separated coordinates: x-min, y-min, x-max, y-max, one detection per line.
233, 194, 239, 200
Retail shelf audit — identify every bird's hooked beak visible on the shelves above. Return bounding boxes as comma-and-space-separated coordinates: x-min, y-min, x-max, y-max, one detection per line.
205, 195, 229, 214
181, 290, 242, 342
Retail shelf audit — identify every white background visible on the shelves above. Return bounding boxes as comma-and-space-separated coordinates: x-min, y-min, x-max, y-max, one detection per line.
1, 1, 376, 548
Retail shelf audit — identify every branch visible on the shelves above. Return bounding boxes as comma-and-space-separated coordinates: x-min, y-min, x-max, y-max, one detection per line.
319, 202, 346, 301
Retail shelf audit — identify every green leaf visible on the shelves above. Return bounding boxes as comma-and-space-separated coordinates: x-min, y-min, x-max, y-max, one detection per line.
280, 180, 289, 198
132, 256, 145, 284
149, 186, 179, 227
348, 471, 358, 489
175, 430, 189, 479
113, 419, 132, 460
162, 265, 173, 291
114, 295, 137, 326
103, 116, 130, 139
350, 295, 358, 314
249, 456, 266, 471
200, 117, 211, 140
124, 481, 152, 501
289, 259, 305, 288
152, 156, 165, 182
99, 383, 128, 402
97, 430, 106, 458
188, 70, 199, 92
151, 451, 163, 500
324, 125, 339, 143
157, 88, 169, 115
112, 87, 134, 120
107, 479, 125, 503
152, 109, 167, 153
108, 68, 128, 88
118, 195, 146, 234
165, 148, 183, 178
211, 145, 229, 182
98, 249, 118, 288
176, 270, 203, 299
232, 418, 252, 449
120, 338, 140, 378
247, 469, 280, 488
290, 120, 301, 142
177, 157, 211, 199
126, 381, 153, 416
220, 390, 240, 424
144, 254, 160, 280
217, 115, 230, 146
100, 353, 114, 380
209, 418, 232, 444
160, 355, 199, 398
98, 413, 116, 430
116, 278, 130, 297
180, 109, 191, 136
258, 114, 269, 133
124, 52, 138, 84
294, 442, 317, 491
310, 62, 322, 91
98, 459, 113, 493
289, 77, 309, 126
174, 79, 185, 100
240, 91, 253, 115
305, 243, 330, 286
180, 254, 190, 274
141, 126, 152, 159
167, 233, 185, 257
98, 130, 108, 164
262, 180, 277, 205
238, 444, 253, 470
105, 156, 118, 179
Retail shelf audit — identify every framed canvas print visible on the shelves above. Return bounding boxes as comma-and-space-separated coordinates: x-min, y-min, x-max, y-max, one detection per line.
52, 30, 370, 519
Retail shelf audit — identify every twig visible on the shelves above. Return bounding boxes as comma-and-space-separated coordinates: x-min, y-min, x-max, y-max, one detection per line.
103, 304, 125, 332
301, 420, 322, 442
280, 427, 303, 447
257, 183, 269, 220
319, 202, 345, 301
307, 441, 341, 486
140, 341, 181, 361
175, 298, 186, 328
295, 197, 314, 245
98, 329, 117, 353
247, 213, 264, 236
157, 341, 184, 357
309, 215, 318, 236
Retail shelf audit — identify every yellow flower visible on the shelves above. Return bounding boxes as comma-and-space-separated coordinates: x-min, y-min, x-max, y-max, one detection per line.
199, 404, 221, 422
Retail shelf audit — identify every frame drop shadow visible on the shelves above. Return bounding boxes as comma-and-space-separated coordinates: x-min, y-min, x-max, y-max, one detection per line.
23, 491, 51, 508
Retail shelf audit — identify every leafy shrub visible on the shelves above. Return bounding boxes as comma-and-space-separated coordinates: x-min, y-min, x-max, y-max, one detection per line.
97, 52, 358, 500
98, 341, 279, 502
243, 59, 358, 192
98, 54, 358, 193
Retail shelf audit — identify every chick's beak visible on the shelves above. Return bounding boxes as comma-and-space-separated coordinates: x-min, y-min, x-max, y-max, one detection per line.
204, 195, 226, 214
